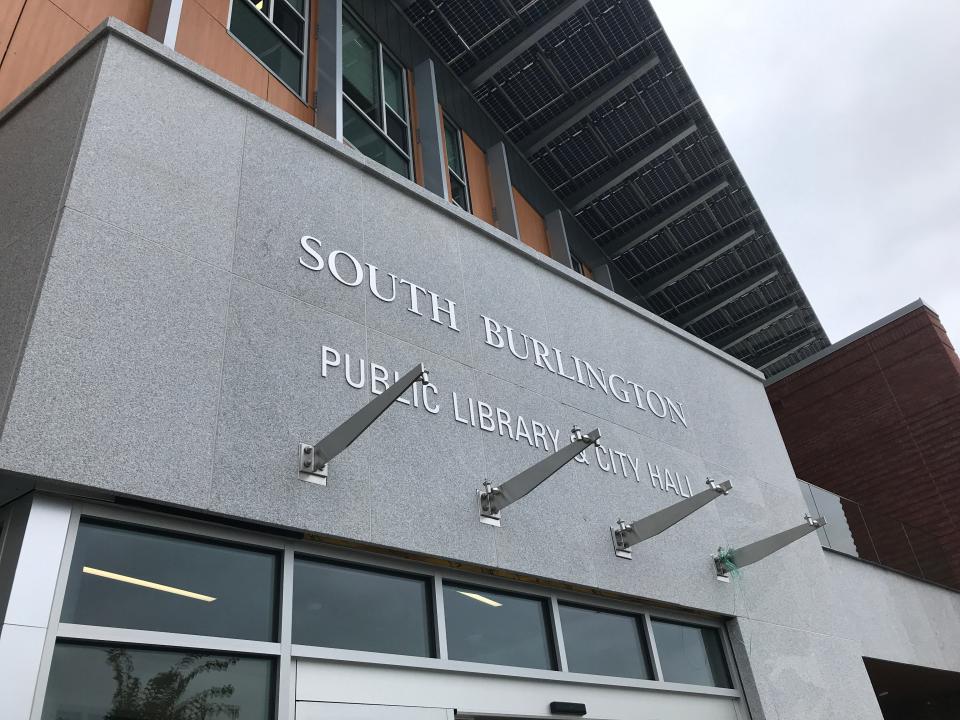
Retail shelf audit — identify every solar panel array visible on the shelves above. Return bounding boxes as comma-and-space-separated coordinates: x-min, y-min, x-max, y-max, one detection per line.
404, 0, 829, 376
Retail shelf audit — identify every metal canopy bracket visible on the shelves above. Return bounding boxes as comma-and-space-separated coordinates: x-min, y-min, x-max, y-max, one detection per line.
478, 427, 601, 526
714, 514, 826, 578
299, 363, 429, 485
611, 478, 732, 559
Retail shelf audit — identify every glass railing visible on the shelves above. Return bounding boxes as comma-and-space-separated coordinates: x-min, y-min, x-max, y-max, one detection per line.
799, 479, 960, 591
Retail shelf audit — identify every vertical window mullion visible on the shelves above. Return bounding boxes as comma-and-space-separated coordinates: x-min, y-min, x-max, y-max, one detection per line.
548, 596, 569, 672
378, 44, 388, 134
433, 576, 449, 660
642, 613, 665, 681
277, 546, 295, 720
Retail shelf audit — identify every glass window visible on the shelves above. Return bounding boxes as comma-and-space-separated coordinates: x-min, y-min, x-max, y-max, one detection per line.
651, 620, 732, 688
230, 0, 307, 96
293, 557, 434, 657
60, 521, 279, 642
558, 604, 652, 679
342, 15, 380, 123
41, 643, 274, 720
344, 102, 410, 177
443, 583, 555, 670
443, 116, 470, 211
570, 254, 591, 278
341, 11, 411, 178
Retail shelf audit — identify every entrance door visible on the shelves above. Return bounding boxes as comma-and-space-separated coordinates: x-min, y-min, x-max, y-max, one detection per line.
297, 702, 455, 720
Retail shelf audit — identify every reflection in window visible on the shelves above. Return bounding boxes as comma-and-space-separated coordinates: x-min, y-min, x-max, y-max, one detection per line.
341, 11, 411, 177
41, 643, 273, 720
293, 557, 434, 657
558, 604, 652, 679
61, 521, 279, 642
230, 0, 307, 95
570, 253, 591, 279
443, 583, 555, 670
443, 116, 470, 211
651, 620, 732, 688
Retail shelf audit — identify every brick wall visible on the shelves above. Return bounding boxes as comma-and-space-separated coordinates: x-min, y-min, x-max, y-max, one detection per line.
767, 305, 960, 576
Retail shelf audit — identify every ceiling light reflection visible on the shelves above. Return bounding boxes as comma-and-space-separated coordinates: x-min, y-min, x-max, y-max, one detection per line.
82, 566, 216, 602
457, 590, 502, 607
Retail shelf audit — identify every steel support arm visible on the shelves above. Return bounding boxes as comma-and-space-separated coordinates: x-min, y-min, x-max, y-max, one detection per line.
611, 479, 731, 558
716, 514, 825, 576
299, 363, 428, 483
479, 427, 600, 525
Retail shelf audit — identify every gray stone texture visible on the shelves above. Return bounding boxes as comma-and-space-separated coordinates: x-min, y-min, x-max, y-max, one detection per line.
0, 40, 104, 427
0, 213, 58, 426
0, 40, 102, 251
0, 209, 231, 505
826, 551, 960, 673
1, 28, 957, 720
65, 37, 246, 269
233, 112, 366, 324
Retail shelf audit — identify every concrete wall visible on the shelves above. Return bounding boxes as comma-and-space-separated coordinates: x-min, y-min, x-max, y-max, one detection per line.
826, 551, 960, 674
0, 22, 951, 720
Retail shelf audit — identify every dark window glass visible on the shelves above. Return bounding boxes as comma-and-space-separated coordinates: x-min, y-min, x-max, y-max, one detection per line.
443, 118, 469, 210
382, 57, 405, 116
443, 583, 555, 670
61, 521, 279, 642
342, 15, 380, 123
558, 604, 652, 679
293, 557, 433, 657
386, 111, 408, 151
570, 254, 585, 275
273, 0, 304, 47
651, 620, 732, 688
444, 122, 464, 178
285, 0, 304, 15
41, 643, 273, 720
344, 102, 409, 177
450, 179, 469, 210
230, 0, 303, 93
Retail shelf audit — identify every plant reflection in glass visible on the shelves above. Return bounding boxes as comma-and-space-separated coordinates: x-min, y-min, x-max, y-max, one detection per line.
104, 648, 240, 720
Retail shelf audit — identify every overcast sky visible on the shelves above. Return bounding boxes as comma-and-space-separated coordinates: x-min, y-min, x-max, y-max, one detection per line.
653, 0, 960, 347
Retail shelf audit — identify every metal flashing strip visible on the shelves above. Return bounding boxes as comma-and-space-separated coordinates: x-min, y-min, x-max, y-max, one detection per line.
764, 298, 930, 384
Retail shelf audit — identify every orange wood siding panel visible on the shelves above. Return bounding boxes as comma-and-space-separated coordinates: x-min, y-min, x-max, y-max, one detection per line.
267, 74, 311, 123
176, 0, 314, 124
0, 0, 28, 62
463, 131, 493, 224
196, 0, 230, 25
513, 187, 550, 256
50, 0, 151, 31
176, 0, 269, 100
0, 0, 86, 109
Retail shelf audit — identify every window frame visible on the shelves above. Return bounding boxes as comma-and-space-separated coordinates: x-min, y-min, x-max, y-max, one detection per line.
556, 600, 654, 680
442, 579, 558, 671
442, 114, 471, 212
30, 499, 744, 720
341, 7, 414, 180
227, 0, 310, 101
60, 516, 284, 643
292, 553, 437, 658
